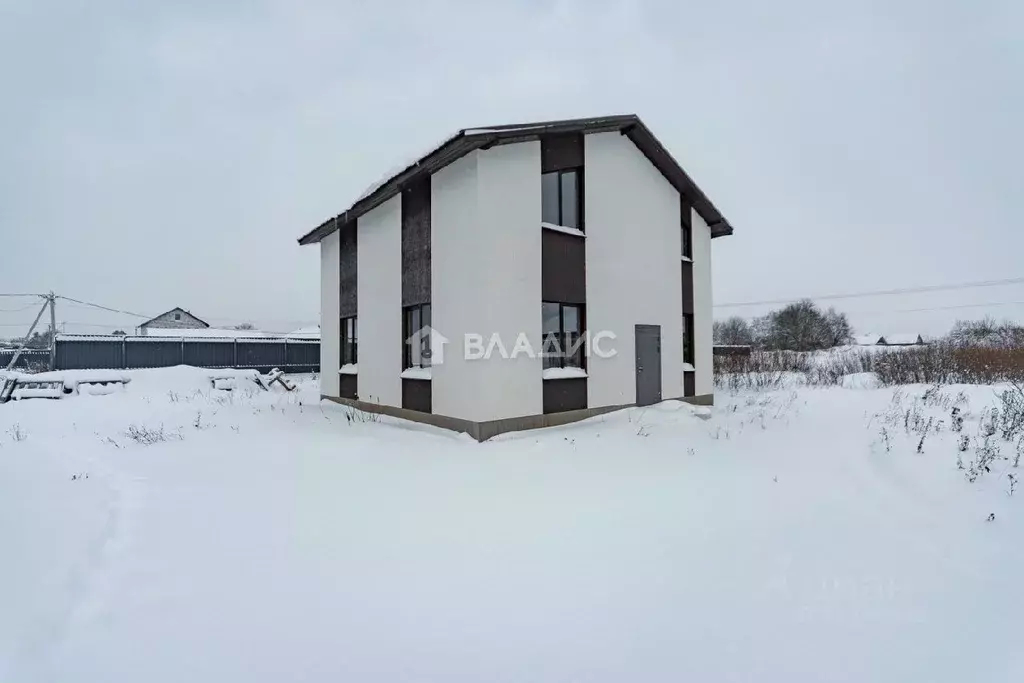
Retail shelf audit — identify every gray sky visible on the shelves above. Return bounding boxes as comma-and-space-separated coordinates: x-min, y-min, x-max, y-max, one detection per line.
1, 0, 1020, 337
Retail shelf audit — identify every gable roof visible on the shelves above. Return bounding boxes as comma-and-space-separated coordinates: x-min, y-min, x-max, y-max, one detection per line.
298, 114, 734, 246
855, 334, 884, 346
139, 307, 210, 328
880, 333, 925, 345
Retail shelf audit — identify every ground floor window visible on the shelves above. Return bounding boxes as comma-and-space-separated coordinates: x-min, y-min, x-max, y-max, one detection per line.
683, 313, 694, 365
403, 304, 432, 368
542, 302, 584, 369
341, 316, 357, 365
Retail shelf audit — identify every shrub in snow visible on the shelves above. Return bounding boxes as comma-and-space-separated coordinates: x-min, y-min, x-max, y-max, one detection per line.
872, 344, 1024, 386
125, 424, 181, 446
996, 382, 1024, 442
966, 437, 1000, 483
8, 423, 26, 442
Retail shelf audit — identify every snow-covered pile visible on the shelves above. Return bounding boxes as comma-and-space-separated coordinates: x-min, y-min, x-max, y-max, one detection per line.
2, 367, 1023, 682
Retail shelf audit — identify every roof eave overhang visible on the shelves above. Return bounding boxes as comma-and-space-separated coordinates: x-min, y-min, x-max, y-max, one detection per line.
298, 115, 736, 245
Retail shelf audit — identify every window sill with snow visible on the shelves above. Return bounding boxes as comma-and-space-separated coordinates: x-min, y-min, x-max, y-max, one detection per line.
541, 222, 585, 238
542, 367, 588, 380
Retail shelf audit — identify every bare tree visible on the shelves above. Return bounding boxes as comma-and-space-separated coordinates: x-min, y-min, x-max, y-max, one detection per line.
821, 307, 853, 347
234, 323, 256, 331
713, 316, 755, 346
760, 300, 850, 352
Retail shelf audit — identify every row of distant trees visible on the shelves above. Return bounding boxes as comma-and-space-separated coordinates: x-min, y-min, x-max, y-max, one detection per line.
714, 300, 853, 352
716, 302, 1024, 352
947, 316, 1024, 348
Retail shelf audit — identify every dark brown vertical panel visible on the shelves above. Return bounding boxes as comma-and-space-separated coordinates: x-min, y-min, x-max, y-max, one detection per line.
542, 230, 586, 304
339, 222, 357, 318
401, 176, 431, 307
543, 378, 588, 414
541, 134, 584, 173
681, 261, 694, 314
402, 378, 432, 413
684, 372, 695, 398
340, 374, 358, 400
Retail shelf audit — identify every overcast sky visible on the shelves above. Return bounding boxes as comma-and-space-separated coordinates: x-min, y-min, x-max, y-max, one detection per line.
1, 0, 1020, 337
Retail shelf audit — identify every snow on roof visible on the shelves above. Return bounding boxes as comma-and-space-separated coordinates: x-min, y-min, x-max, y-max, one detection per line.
142, 328, 271, 339
352, 131, 462, 205
855, 334, 884, 346
285, 325, 320, 340
882, 333, 924, 345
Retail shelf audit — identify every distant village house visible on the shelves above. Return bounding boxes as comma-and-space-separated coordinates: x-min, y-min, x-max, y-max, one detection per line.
137, 307, 209, 335
856, 333, 926, 347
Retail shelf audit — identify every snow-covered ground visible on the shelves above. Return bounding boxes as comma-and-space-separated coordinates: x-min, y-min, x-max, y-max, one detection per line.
1, 367, 1022, 682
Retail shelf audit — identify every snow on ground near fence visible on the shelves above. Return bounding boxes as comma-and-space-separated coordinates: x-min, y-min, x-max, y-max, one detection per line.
1, 367, 1023, 682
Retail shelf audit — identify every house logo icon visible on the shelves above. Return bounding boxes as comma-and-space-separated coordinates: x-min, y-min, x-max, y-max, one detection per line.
407, 326, 449, 365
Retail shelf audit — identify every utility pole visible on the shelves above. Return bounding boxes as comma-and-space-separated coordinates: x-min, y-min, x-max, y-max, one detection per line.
5, 296, 48, 372
48, 291, 58, 371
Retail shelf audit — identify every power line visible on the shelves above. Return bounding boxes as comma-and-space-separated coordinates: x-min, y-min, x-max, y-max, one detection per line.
0, 303, 39, 313
853, 300, 1024, 315
55, 296, 152, 319
715, 276, 1024, 308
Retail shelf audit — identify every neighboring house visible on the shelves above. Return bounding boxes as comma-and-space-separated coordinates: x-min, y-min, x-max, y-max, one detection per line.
855, 334, 885, 346
286, 325, 321, 340
298, 114, 735, 440
878, 333, 926, 346
137, 308, 209, 335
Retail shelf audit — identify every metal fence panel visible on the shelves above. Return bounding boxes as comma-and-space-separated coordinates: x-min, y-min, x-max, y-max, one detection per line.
183, 340, 235, 368
55, 339, 124, 369
51, 336, 321, 373
125, 340, 183, 369
235, 340, 286, 370
0, 348, 51, 372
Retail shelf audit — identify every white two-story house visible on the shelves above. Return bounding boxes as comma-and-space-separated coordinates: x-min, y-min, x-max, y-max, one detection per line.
298, 115, 734, 440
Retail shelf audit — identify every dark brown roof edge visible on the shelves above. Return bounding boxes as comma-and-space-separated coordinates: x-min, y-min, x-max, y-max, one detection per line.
298, 114, 734, 245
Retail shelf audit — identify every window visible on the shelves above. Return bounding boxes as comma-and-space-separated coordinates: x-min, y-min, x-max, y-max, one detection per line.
340, 317, 357, 365
681, 222, 692, 259
403, 304, 432, 368
683, 313, 694, 366
541, 169, 582, 230
542, 302, 584, 369
174, 312, 181, 321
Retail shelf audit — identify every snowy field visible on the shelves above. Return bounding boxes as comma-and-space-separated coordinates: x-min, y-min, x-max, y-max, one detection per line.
1, 367, 1022, 682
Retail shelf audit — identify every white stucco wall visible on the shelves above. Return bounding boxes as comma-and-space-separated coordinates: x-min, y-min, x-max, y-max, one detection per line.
431, 153, 482, 420
474, 141, 544, 420
356, 195, 402, 407
431, 143, 544, 422
319, 231, 340, 397
584, 132, 684, 408
692, 210, 714, 396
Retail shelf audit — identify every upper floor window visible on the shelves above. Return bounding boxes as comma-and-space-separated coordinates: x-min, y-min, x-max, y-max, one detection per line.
541, 169, 581, 231
681, 204, 693, 259
542, 302, 585, 369
341, 316, 357, 365
174, 312, 181, 321
403, 304, 432, 368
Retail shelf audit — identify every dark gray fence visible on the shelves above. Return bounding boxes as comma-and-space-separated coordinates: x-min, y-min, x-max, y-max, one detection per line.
54, 335, 319, 373
0, 349, 51, 372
